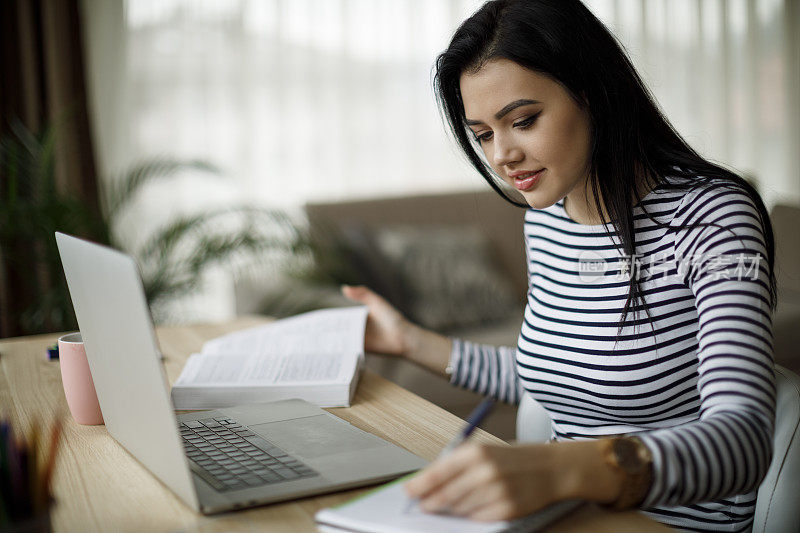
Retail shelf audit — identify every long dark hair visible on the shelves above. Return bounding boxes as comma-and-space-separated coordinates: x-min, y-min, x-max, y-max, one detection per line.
434, 0, 777, 333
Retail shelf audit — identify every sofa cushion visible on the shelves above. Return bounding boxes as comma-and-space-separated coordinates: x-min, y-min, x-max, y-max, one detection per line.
355, 224, 519, 330
304, 190, 528, 297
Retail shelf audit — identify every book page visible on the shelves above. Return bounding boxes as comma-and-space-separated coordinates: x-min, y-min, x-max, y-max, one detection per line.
202, 306, 368, 358
175, 351, 348, 385
174, 306, 368, 386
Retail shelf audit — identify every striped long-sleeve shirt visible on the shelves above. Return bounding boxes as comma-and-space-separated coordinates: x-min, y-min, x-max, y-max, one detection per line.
448, 180, 775, 532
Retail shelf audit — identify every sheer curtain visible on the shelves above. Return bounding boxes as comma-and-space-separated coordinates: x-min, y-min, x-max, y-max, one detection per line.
585, 0, 799, 208
85, 0, 488, 208
80, 0, 799, 323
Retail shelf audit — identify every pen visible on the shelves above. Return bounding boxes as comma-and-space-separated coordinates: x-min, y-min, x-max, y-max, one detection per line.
40, 419, 63, 501
28, 421, 39, 514
0, 422, 10, 524
6, 424, 23, 522
405, 397, 495, 513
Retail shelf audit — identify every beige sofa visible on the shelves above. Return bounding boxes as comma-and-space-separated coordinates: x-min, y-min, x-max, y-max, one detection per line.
770, 204, 800, 374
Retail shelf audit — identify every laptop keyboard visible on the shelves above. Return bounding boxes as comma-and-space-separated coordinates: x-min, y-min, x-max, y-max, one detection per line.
179, 416, 318, 492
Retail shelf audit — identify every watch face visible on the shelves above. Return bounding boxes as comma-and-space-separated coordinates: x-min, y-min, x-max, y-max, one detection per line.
614, 438, 644, 473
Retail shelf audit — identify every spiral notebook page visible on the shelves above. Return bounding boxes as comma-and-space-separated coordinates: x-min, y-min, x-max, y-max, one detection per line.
316, 476, 508, 533
315, 474, 582, 533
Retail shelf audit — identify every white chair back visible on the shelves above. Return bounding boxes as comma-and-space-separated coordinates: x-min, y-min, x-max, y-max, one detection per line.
753, 365, 800, 533
516, 393, 552, 443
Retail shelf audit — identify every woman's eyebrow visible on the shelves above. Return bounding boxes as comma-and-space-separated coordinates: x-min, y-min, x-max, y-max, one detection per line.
465, 99, 540, 125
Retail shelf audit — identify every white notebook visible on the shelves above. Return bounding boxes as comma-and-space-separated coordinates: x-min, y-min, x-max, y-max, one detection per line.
171, 306, 369, 409
315, 474, 583, 533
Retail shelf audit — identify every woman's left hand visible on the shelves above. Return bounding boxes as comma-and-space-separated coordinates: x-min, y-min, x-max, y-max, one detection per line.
403, 440, 622, 521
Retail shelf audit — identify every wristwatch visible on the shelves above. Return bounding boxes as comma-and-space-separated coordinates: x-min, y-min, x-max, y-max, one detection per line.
602, 436, 653, 510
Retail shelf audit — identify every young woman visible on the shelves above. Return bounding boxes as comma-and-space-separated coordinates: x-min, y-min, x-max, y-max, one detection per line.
342, 1, 776, 531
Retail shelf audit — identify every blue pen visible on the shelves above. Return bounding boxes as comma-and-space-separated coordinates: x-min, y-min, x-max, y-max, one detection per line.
405, 397, 495, 513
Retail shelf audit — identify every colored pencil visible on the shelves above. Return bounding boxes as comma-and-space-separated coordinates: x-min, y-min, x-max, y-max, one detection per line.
0, 418, 61, 527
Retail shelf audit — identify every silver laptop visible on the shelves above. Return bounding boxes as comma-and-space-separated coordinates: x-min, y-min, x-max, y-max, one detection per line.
55, 232, 427, 514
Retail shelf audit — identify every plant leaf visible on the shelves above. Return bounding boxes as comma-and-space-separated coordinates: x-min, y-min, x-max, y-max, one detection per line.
135, 205, 306, 307
105, 158, 219, 217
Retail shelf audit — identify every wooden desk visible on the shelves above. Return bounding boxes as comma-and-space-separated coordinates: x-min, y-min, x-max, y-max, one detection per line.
0, 317, 669, 532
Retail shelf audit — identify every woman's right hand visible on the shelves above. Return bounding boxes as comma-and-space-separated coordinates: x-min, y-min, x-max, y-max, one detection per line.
340, 285, 414, 357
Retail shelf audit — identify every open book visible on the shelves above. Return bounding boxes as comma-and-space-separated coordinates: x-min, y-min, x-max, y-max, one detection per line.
315, 474, 582, 533
171, 306, 369, 409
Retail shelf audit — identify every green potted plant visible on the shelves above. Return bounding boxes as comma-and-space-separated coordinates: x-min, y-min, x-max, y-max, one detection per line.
0, 120, 307, 336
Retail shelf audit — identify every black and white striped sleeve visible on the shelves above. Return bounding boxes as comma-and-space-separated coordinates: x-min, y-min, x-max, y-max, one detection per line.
448, 338, 524, 405
638, 185, 776, 508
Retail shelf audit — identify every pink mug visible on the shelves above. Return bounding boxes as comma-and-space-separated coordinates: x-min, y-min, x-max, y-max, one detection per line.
58, 333, 104, 425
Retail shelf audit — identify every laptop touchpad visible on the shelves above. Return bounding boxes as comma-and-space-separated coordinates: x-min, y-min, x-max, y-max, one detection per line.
250, 415, 385, 459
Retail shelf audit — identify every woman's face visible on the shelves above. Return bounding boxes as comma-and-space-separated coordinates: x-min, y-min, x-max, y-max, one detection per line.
459, 58, 593, 210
